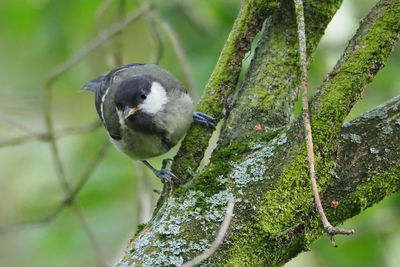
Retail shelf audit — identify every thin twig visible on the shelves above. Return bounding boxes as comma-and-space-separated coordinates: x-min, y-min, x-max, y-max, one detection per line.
293, 0, 354, 247
155, 13, 196, 99
135, 161, 153, 224
182, 198, 234, 267
145, 7, 164, 65
114, 0, 126, 66
39, 4, 149, 265
0, 120, 101, 148
71, 202, 106, 267
43, 82, 105, 264
0, 141, 109, 234
0, 114, 37, 137
97, 0, 118, 19
47, 3, 149, 86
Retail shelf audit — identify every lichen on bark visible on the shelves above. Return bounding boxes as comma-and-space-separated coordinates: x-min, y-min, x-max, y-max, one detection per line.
116, 0, 400, 266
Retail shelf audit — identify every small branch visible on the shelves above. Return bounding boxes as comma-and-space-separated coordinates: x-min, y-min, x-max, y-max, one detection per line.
135, 161, 153, 224
0, 114, 37, 136
310, 0, 400, 147
222, 0, 343, 144
38, 6, 150, 264
47, 3, 149, 86
182, 199, 235, 267
0, 120, 101, 148
170, 0, 277, 185
145, 7, 164, 65
97, 0, 118, 19
155, 13, 196, 98
113, 0, 126, 66
0, 141, 109, 234
294, 0, 354, 246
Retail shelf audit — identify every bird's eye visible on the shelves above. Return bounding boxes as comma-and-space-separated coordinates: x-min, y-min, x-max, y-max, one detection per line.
141, 94, 147, 99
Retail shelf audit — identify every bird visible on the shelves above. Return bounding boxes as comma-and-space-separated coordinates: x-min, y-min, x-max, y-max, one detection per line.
82, 63, 215, 182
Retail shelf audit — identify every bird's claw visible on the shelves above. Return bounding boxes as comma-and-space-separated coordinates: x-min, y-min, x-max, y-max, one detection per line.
162, 158, 173, 170
193, 112, 216, 129
141, 159, 176, 184
154, 168, 176, 183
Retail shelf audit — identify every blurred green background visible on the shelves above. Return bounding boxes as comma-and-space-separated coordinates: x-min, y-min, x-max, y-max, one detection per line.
0, 0, 398, 266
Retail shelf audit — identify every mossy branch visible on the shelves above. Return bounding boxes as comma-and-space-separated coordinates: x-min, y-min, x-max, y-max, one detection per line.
117, 0, 400, 266
310, 0, 400, 150
222, 0, 342, 144
171, 0, 278, 184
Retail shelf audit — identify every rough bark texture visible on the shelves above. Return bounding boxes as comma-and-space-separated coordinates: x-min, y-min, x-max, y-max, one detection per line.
117, 0, 400, 266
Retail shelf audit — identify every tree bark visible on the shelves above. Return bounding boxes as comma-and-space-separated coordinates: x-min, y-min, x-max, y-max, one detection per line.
116, 0, 400, 266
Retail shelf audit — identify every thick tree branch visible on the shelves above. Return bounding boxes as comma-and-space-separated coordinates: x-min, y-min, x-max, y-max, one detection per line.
171, 0, 278, 185
116, 0, 400, 266
310, 0, 400, 149
257, 95, 400, 266
118, 95, 399, 266
223, 0, 342, 143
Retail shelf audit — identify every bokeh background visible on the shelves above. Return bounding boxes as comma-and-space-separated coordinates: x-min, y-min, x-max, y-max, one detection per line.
0, 0, 399, 266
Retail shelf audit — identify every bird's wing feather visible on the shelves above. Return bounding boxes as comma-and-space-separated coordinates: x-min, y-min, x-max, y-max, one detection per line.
95, 64, 144, 140
81, 73, 108, 92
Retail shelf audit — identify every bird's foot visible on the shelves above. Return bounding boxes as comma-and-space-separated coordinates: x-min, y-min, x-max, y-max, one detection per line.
153, 168, 176, 183
193, 112, 216, 129
142, 160, 176, 183
162, 158, 173, 171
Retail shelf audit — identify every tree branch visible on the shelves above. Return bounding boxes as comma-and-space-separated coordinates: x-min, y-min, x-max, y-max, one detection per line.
222, 0, 343, 143
170, 0, 278, 185
116, 0, 400, 266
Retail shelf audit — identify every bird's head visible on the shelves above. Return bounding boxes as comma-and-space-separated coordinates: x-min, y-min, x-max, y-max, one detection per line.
114, 75, 167, 131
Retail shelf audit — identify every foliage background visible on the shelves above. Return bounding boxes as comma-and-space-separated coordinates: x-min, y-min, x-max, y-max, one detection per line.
0, 0, 398, 266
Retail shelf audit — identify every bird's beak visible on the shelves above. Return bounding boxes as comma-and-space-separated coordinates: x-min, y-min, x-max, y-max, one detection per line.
124, 106, 142, 119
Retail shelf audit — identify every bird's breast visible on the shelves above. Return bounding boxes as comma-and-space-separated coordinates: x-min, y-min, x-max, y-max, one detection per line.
109, 127, 169, 160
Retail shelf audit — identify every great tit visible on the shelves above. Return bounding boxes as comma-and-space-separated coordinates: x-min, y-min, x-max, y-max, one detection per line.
82, 63, 215, 182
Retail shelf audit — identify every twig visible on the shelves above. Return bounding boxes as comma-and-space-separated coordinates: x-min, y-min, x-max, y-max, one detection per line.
71, 202, 106, 267
182, 198, 234, 267
145, 7, 164, 65
39, 4, 149, 265
0, 120, 101, 148
0, 114, 37, 137
134, 161, 153, 224
155, 12, 196, 99
293, 0, 354, 247
0, 141, 109, 234
44, 84, 105, 264
68, 141, 110, 199
97, 0, 118, 19
114, 0, 126, 66
47, 3, 149, 86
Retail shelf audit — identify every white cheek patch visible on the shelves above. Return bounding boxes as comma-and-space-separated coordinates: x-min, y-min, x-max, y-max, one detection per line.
139, 82, 167, 114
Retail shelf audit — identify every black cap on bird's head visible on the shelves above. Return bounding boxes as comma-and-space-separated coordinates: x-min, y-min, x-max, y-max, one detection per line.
114, 75, 152, 119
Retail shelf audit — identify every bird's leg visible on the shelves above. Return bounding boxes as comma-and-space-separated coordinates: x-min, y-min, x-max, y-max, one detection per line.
161, 158, 173, 171
141, 160, 176, 183
193, 112, 216, 128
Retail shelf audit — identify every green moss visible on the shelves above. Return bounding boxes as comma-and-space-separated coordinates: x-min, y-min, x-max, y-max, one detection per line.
121, 1, 400, 266
261, 128, 282, 142
225, 0, 343, 144
134, 223, 147, 237
310, 0, 400, 150
326, 164, 400, 224
158, 233, 168, 242
223, 141, 336, 266
172, 0, 278, 184
174, 141, 251, 211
